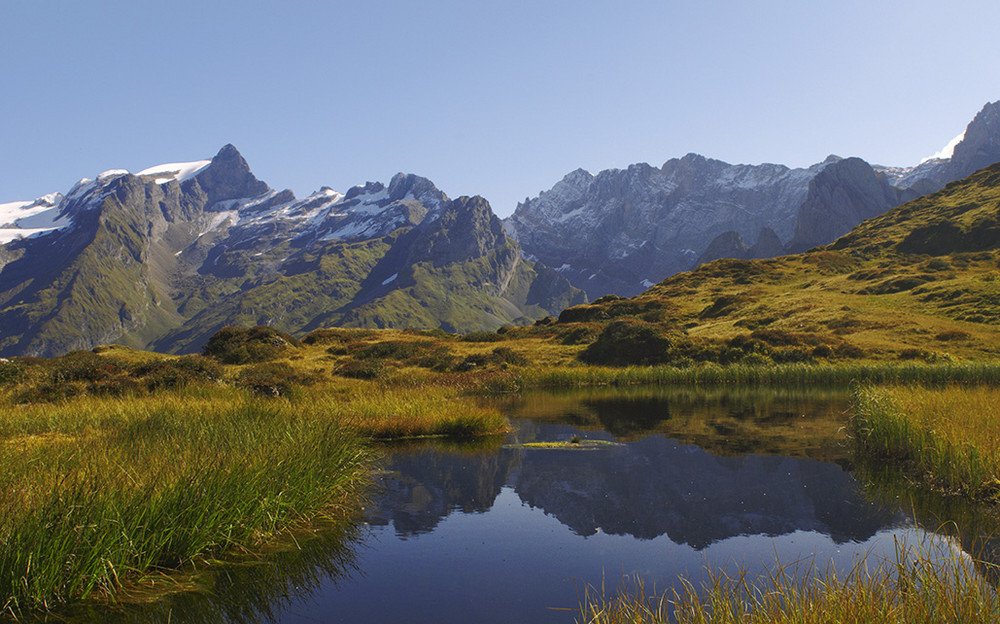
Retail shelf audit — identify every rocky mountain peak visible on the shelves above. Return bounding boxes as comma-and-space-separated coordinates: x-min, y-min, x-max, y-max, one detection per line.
949, 100, 1000, 178
189, 144, 271, 207
386, 173, 449, 207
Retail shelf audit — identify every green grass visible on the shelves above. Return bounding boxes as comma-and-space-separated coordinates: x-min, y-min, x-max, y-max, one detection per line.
851, 385, 1000, 501
0, 378, 506, 614
508, 360, 1000, 390
579, 542, 1000, 624
0, 394, 371, 614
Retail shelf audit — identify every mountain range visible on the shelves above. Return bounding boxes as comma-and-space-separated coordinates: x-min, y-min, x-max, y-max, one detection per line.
2, 101, 998, 357
504, 100, 1000, 299
0, 146, 583, 357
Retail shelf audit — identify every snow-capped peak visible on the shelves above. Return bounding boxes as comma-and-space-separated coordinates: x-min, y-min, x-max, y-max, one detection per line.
921, 130, 966, 164
138, 160, 212, 184
97, 169, 129, 181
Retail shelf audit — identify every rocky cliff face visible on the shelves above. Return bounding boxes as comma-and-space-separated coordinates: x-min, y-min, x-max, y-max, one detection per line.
507, 101, 1000, 297
505, 155, 829, 299
0, 146, 583, 357
786, 157, 918, 253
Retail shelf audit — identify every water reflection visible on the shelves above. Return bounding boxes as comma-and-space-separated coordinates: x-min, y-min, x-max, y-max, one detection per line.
367, 386, 878, 545
49, 522, 363, 624
40, 386, 999, 623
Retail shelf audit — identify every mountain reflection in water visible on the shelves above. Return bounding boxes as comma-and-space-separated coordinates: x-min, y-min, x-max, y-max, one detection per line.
71, 387, 991, 624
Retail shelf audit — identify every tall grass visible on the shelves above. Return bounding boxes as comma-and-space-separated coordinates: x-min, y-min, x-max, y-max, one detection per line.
0, 381, 507, 613
0, 393, 371, 614
579, 542, 1000, 623
851, 385, 1000, 500
507, 360, 1000, 391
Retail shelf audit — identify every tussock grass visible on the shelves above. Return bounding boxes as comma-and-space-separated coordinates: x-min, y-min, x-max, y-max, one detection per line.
851, 385, 1000, 500
511, 360, 1000, 391
0, 383, 505, 613
0, 394, 370, 614
579, 542, 1000, 623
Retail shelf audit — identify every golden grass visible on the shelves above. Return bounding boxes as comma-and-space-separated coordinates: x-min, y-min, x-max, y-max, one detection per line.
851, 385, 1000, 500
579, 543, 1000, 624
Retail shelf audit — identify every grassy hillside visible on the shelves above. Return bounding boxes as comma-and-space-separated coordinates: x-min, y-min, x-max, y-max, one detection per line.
503, 162, 1000, 365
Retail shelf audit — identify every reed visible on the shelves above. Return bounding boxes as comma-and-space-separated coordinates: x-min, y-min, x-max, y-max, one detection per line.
851, 385, 1000, 500
579, 542, 1000, 623
510, 360, 1000, 391
0, 378, 508, 612
0, 395, 371, 613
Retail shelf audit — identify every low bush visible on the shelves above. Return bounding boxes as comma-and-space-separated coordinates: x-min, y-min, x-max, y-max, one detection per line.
132, 355, 224, 391
203, 326, 301, 364
0, 359, 23, 384
334, 359, 384, 380
580, 320, 673, 366
236, 362, 312, 397
935, 330, 971, 341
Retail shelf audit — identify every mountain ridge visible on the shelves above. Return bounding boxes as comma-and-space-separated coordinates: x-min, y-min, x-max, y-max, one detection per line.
506, 101, 1000, 299
0, 146, 584, 357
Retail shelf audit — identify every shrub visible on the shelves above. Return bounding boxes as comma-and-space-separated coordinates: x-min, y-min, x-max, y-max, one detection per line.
935, 330, 971, 341
0, 359, 23, 384
410, 346, 460, 372
301, 328, 352, 345
334, 359, 384, 380
50, 351, 129, 383
557, 325, 601, 345
579, 320, 673, 366
203, 326, 301, 364
132, 355, 225, 391
354, 340, 422, 360
236, 362, 311, 397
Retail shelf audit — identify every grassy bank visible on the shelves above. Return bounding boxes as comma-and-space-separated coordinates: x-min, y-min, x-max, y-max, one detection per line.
507, 360, 1000, 391
0, 381, 506, 614
851, 385, 1000, 501
579, 545, 1000, 623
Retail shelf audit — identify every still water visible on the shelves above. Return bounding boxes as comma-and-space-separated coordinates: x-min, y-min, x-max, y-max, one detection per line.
98, 387, 983, 623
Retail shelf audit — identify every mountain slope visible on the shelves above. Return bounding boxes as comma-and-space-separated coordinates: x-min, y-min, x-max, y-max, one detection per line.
519, 162, 1000, 364
0, 147, 583, 357
507, 101, 1000, 300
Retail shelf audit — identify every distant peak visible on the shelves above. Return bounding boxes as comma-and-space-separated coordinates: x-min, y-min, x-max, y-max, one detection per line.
560, 168, 594, 186
216, 144, 241, 158
921, 131, 966, 163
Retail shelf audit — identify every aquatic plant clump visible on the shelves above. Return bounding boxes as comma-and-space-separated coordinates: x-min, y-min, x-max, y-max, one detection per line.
850, 385, 1000, 500
0, 396, 371, 614
579, 544, 1000, 623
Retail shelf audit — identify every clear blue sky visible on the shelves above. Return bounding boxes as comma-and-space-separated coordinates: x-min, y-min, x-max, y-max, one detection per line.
3, 1, 998, 217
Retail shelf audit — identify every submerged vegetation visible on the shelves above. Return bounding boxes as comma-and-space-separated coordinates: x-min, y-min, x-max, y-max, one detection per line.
851, 385, 1000, 501
579, 542, 1000, 624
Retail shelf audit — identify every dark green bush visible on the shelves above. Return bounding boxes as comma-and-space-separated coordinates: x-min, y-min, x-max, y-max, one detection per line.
50, 351, 129, 383
236, 362, 311, 397
301, 328, 352, 345
132, 355, 224, 391
579, 320, 673, 366
0, 359, 23, 385
935, 330, 971, 341
334, 359, 384, 380
203, 326, 301, 364
354, 341, 422, 360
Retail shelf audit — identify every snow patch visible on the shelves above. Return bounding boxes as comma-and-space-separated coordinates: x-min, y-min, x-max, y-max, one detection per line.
381, 272, 398, 286
138, 160, 212, 184
921, 131, 965, 163
97, 169, 129, 181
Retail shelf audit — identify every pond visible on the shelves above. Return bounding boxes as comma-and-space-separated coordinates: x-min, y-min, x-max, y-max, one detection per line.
91, 386, 991, 623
